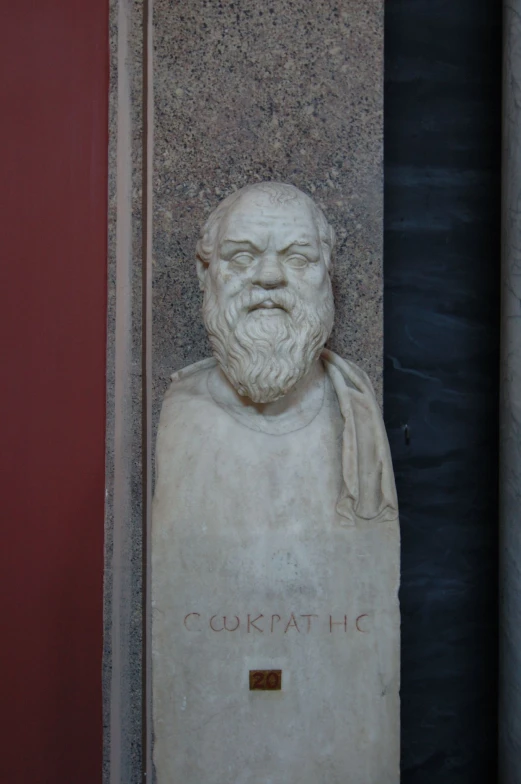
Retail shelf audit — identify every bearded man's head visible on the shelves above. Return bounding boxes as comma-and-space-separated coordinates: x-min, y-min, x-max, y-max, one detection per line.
195, 182, 336, 403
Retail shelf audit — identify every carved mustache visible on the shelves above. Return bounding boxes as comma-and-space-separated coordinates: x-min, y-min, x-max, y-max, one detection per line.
234, 289, 298, 315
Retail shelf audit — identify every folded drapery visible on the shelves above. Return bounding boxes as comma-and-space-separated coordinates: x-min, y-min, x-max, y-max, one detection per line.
322, 349, 399, 526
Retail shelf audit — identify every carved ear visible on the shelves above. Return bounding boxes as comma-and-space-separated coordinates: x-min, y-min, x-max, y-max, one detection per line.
195, 247, 208, 291
326, 224, 336, 272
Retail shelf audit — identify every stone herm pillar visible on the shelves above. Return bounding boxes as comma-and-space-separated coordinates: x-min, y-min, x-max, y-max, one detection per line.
151, 183, 400, 784
150, 3, 397, 782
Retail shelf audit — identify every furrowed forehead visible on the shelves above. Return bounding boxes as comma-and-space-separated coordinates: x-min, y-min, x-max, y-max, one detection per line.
218, 200, 318, 249
223, 190, 313, 225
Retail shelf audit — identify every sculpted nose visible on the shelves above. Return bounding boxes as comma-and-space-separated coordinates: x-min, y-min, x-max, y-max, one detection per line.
252, 255, 287, 289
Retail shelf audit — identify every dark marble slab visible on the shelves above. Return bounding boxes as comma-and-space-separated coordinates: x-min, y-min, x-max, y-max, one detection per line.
384, 1, 501, 781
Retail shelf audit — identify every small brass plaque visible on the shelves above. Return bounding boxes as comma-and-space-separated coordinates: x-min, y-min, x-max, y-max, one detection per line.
249, 670, 282, 691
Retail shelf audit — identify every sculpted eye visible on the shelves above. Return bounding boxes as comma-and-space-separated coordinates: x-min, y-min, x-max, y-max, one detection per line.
285, 254, 309, 268
231, 252, 254, 267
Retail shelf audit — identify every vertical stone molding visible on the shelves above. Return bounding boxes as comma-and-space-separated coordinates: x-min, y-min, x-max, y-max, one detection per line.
104, 2, 145, 783
500, 2, 521, 781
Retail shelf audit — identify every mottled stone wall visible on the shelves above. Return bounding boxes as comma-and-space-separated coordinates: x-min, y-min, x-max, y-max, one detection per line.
152, 0, 384, 429
500, 2, 521, 781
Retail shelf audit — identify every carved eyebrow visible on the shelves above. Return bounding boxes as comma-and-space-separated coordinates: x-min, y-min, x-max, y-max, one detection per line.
220, 239, 264, 253
279, 241, 315, 254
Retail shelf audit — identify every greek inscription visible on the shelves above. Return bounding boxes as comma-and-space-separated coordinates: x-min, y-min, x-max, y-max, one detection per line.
247, 614, 264, 633
356, 614, 370, 633
329, 615, 348, 633
183, 612, 371, 635
209, 615, 241, 632
209, 615, 224, 632
284, 613, 300, 633
300, 614, 319, 632
183, 613, 201, 632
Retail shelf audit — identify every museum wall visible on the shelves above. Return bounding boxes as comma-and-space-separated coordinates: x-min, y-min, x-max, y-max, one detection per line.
0, 1, 507, 783
0, 2, 109, 782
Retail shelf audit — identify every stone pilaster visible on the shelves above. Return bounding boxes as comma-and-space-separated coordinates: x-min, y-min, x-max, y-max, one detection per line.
500, 3, 521, 781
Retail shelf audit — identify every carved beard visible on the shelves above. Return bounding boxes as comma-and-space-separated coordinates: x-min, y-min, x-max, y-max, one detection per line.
202, 281, 335, 403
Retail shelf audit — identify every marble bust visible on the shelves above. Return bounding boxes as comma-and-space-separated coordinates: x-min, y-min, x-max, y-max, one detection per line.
152, 182, 400, 784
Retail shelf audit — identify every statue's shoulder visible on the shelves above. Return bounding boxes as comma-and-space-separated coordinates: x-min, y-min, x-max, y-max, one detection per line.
161, 357, 216, 412
169, 357, 216, 388
156, 358, 217, 459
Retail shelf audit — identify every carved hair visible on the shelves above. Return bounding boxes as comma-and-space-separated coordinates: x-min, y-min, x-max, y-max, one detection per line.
196, 182, 336, 271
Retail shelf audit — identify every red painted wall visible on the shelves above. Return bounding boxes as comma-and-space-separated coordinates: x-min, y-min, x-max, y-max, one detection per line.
0, 3, 108, 782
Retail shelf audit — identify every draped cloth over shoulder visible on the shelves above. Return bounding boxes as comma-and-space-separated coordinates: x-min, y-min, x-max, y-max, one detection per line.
322, 349, 398, 526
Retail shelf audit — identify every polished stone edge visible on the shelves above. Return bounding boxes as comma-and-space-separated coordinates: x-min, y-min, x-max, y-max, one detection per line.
104, 1, 145, 783
142, 0, 154, 775
500, 3, 521, 782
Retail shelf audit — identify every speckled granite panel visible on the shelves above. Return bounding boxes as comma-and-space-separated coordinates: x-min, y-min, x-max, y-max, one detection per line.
152, 0, 384, 432
104, 1, 144, 782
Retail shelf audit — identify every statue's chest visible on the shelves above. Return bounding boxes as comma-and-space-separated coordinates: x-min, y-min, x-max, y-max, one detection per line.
171, 405, 344, 533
